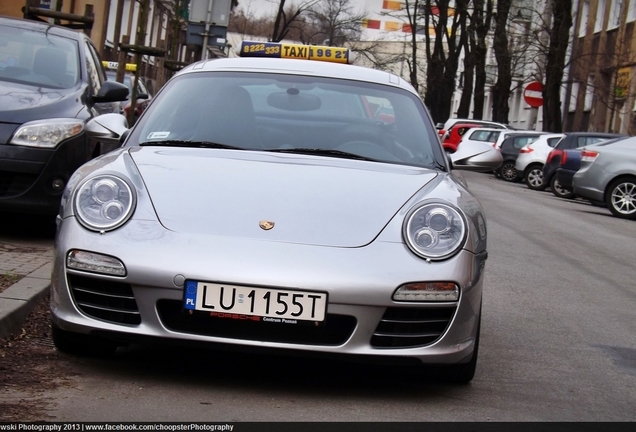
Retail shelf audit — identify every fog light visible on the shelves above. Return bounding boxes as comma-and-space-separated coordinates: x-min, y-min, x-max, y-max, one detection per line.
393, 282, 459, 302
67, 250, 126, 276
51, 178, 65, 190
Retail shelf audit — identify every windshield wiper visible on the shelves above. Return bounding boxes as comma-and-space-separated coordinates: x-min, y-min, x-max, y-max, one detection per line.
139, 140, 243, 150
266, 148, 378, 162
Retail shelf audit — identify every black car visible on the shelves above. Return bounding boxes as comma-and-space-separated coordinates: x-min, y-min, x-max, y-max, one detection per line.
535, 132, 626, 192
0, 16, 128, 215
497, 133, 543, 182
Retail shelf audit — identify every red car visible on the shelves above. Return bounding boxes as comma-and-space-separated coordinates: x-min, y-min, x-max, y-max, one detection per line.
442, 123, 481, 153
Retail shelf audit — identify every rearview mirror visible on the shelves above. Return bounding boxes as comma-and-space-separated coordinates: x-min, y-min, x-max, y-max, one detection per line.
85, 113, 129, 146
450, 141, 502, 172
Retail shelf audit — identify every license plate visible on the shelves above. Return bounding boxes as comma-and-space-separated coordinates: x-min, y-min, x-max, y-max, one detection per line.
183, 280, 328, 322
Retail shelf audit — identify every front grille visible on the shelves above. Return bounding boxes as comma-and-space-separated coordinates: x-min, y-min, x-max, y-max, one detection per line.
371, 306, 456, 348
157, 300, 356, 346
68, 274, 141, 325
0, 172, 37, 197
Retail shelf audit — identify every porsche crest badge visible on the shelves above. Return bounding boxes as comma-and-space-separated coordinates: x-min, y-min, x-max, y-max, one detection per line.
259, 220, 275, 230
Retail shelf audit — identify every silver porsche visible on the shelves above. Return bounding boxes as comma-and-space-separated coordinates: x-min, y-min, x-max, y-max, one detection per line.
50, 43, 502, 384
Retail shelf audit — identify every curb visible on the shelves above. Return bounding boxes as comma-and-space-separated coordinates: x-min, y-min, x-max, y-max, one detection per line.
0, 262, 52, 340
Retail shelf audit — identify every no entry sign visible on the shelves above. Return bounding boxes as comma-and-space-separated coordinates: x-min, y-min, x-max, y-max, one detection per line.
524, 81, 544, 108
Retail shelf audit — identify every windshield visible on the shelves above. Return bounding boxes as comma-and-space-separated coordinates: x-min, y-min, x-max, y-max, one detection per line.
128, 71, 443, 169
0, 25, 79, 89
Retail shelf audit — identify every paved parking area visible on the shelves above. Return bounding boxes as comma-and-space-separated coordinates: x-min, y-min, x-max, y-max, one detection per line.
0, 240, 54, 339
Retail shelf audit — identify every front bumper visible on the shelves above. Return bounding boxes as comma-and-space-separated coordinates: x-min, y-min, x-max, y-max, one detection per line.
51, 218, 485, 366
0, 133, 95, 215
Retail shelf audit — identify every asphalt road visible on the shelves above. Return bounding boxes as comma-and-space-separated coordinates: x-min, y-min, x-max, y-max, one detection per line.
2, 171, 635, 422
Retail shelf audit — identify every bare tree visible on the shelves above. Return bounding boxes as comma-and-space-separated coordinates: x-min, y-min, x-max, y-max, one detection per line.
305, 0, 366, 46
271, 0, 319, 42
422, 0, 469, 124
471, 0, 494, 119
542, 0, 572, 132
491, 0, 512, 123
228, 3, 274, 38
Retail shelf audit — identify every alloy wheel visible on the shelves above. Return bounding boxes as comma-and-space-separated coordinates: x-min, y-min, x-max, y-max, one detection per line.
526, 167, 545, 190
501, 162, 518, 182
551, 177, 575, 199
607, 179, 636, 219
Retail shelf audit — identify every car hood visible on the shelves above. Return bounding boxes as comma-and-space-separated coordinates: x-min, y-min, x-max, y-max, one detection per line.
0, 81, 85, 124
129, 147, 438, 247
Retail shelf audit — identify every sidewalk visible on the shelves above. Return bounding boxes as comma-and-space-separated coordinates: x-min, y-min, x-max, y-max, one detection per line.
0, 242, 54, 339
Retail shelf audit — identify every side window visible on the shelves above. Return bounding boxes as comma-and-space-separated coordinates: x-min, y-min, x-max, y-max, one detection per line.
84, 42, 104, 97
585, 137, 608, 146
547, 137, 561, 147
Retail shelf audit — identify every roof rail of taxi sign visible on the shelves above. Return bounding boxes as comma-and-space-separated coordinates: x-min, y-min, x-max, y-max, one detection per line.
237, 41, 354, 65
102, 61, 137, 72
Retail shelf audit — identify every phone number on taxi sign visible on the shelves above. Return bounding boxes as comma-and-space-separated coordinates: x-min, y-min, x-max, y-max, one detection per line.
238, 41, 352, 64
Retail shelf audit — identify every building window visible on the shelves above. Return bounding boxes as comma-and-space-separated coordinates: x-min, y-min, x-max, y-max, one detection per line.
570, 82, 579, 112
608, 0, 621, 29
595, 0, 606, 33
579, 0, 590, 37
585, 77, 594, 111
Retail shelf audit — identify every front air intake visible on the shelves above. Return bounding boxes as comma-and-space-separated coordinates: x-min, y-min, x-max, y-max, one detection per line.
68, 274, 141, 325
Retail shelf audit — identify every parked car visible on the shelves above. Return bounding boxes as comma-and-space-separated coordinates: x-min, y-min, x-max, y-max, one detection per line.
496, 133, 543, 182
104, 65, 153, 123
460, 127, 505, 149
0, 15, 128, 215
539, 132, 626, 192
573, 137, 636, 219
50, 41, 502, 384
493, 130, 544, 150
438, 118, 511, 142
554, 136, 629, 199
442, 122, 481, 153
514, 133, 565, 189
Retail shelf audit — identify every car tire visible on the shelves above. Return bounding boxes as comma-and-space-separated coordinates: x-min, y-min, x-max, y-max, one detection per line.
52, 322, 119, 357
525, 164, 546, 190
550, 176, 575, 199
500, 161, 518, 182
605, 177, 636, 220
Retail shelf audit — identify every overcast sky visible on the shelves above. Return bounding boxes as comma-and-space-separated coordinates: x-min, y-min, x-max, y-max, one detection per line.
236, 0, 374, 19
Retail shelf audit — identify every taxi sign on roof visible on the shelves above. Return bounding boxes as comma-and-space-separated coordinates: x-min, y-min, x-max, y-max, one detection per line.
102, 61, 137, 72
237, 41, 353, 64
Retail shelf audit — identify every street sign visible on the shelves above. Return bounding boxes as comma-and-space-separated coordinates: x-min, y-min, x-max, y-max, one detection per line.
524, 81, 544, 108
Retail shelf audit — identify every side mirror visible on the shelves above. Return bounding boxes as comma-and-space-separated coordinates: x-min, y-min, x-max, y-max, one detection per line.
136, 93, 150, 100
450, 141, 503, 172
91, 81, 129, 104
85, 113, 129, 146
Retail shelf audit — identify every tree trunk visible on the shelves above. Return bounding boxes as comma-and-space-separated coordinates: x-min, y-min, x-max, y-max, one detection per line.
472, 0, 493, 119
424, 0, 467, 124
457, 10, 474, 118
542, 0, 572, 132
491, 0, 512, 123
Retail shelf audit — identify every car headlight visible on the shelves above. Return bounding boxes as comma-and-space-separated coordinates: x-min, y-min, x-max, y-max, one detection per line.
74, 175, 136, 231
403, 202, 467, 261
10, 118, 84, 148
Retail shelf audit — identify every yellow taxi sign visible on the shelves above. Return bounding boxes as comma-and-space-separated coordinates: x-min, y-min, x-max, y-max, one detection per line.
238, 41, 353, 64
102, 61, 137, 72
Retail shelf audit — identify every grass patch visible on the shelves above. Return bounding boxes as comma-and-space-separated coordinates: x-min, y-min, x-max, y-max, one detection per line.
0, 272, 22, 293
